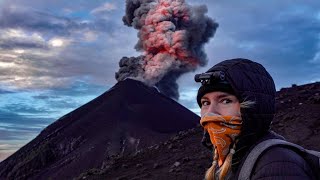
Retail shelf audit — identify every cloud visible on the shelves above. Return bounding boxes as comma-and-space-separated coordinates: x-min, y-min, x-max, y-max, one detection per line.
0, 80, 108, 119
0, 144, 23, 151
30, 81, 107, 111
310, 52, 320, 63
3, 103, 54, 115
0, 110, 54, 128
0, 5, 79, 36
2, 0, 317, 92
0, 1, 134, 91
82, 31, 98, 42
1, 0, 317, 93
0, 27, 119, 90
0, 27, 75, 90
178, 93, 200, 116
310, 35, 320, 64
195, 1, 320, 89
0, 150, 16, 162
0, 2, 121, 37
0, 29, 48, 51
0, 89, 14, 94
32, 94, 59, 100
91, 2, 117, 15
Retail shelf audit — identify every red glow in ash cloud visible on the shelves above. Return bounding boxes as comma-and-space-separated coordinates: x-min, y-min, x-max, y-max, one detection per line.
116, 0, 218, 99
142, 0, 197, 80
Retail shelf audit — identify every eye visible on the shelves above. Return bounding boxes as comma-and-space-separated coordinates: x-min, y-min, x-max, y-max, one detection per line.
201, 100, 210, 106
221, 98, 232, 104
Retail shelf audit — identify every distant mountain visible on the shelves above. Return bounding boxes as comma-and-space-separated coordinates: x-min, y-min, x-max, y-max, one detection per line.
75, 82, 320, 180
0, 79, 199, 180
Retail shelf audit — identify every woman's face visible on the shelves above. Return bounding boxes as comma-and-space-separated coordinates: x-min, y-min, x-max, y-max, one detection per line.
200, 91, 241, 117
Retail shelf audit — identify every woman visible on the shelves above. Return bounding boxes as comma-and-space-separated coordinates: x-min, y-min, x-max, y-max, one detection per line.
195, 58, 315, 180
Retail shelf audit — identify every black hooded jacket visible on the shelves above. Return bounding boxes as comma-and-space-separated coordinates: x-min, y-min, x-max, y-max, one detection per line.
199, 58, 316, 179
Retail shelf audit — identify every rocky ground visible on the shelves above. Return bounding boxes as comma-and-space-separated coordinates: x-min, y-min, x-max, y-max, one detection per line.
1, 81, 319, 180
78, 82, 320, 180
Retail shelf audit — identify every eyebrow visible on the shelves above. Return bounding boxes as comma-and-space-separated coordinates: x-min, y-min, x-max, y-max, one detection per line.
216, 94, 231, 99
201, 93, 231, 101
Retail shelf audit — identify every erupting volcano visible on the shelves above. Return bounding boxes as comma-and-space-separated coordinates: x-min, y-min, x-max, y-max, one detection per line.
0, 1, 218, 179
116, 0, 218, 99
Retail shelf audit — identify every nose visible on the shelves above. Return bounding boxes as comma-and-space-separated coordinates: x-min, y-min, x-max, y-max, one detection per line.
202, 103, 220, 117
208, 103, 220, 115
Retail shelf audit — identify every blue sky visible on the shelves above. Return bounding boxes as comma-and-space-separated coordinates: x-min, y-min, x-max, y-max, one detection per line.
0, 0, 320, 161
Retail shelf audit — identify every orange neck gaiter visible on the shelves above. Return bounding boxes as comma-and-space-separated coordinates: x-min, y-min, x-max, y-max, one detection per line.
200, 115, 242, 166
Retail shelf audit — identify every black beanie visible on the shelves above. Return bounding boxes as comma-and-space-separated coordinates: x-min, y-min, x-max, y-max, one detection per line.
196, 81, 235, 107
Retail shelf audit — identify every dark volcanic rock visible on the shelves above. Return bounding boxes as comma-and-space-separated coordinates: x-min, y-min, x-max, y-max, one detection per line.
0, 79, 199, 180
273, 82, 320, 150
78, 125, 210, 180
78, 82, 320, 180
1, 81, 320, 180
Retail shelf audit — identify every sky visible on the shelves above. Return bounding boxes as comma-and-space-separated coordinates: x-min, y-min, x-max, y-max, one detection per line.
1, 0, 320, 162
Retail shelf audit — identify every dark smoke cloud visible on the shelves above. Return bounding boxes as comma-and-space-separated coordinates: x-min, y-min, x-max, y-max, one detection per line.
115, 56, 145, 82
155, 70, 185, 100
116, 0, 218, 99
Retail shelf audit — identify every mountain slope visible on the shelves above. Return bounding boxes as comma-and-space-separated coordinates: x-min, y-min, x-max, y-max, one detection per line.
0, 79, 199, 180
78, 82, 320, 180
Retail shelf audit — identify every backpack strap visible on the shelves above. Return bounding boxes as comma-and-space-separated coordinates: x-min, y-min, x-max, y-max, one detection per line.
238, 139, 305, 180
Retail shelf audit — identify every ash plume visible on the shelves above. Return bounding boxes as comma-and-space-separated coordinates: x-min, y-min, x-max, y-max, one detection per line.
116, 0, 218, 99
